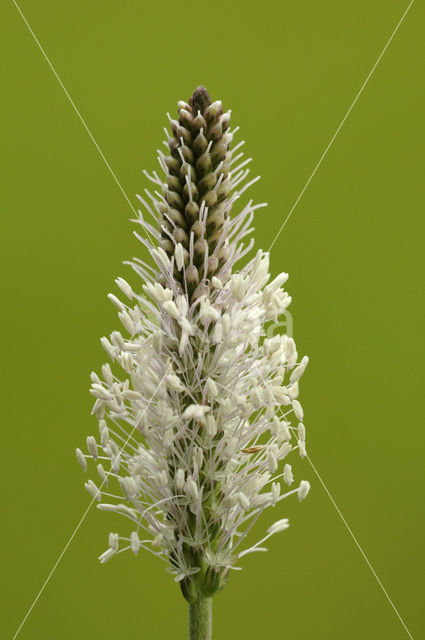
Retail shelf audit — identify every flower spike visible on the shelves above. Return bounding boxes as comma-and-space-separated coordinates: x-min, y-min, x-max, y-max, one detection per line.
77, 87, 310, 606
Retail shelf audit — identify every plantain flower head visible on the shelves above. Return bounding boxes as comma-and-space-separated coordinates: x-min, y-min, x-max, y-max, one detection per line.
77, 87, 310, 602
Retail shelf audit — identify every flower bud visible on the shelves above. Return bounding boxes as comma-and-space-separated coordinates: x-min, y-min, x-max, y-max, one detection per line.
202, 567, 221, 597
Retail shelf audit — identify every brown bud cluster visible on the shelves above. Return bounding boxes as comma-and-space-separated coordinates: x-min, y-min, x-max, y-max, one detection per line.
158, 86, 234, 300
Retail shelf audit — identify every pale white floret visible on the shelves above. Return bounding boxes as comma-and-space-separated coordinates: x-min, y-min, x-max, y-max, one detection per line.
193, 446, 204, 470
267, 518, 290, 534
211, 276, 223, 289
221, 313, 230, 336
119, 310, 135, 334
97, 463, 108, 487
153, 247, 171, 271
278, 442, 292, 459
176, 295, 188, 317
297, 423, 306, 442
290, 356, 309, 384
111, 331, 126, 350
97, 503, 119, 512
267, 450, 278, 473
100, 426, 109, 448
298, 480, 310, 501
205, 414, 217, 437
199, 298, 220, 324
115, 277, 134, 299
122, 340, 143, 352
212, 322, 223, 344
102, 363, 114, 385
100, 337, 117, 361
283, 463, 294, 486
166, 374, 185, 392
144, 282, 173, 304
174, 243, 185, 271
298, 439, 307, 459
85, 479, 101, 501
109, 532, 119, 551
86, 436, 98, 460
130, 531, 141, 554
90, 384, 111, 401
175, 468, 185, 490
292, 399, 304, 421
99, 548, 115, 563
271, 482, 281, 504
163, 300, 181, 320
206, 377, 218, 400
184, 476, 199, 502
108, 293, 125, 311
76, 448, 87, 472
236, 492, 250, 510
183, 404, 210, 421
231, 274, 247, 301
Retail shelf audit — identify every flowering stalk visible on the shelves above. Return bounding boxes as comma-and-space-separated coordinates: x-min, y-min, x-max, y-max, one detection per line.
77, 87, 310, 639
189, 596, 212, 640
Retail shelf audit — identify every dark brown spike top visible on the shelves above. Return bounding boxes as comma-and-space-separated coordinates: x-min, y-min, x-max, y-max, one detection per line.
158, 87, 234, 301
189, 86, 211, 116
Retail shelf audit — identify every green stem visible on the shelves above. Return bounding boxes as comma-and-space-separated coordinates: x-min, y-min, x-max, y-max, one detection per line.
188, 596, 213, 640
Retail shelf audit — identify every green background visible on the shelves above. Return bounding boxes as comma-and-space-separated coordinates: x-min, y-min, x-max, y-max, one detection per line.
1, 1, 424, 638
